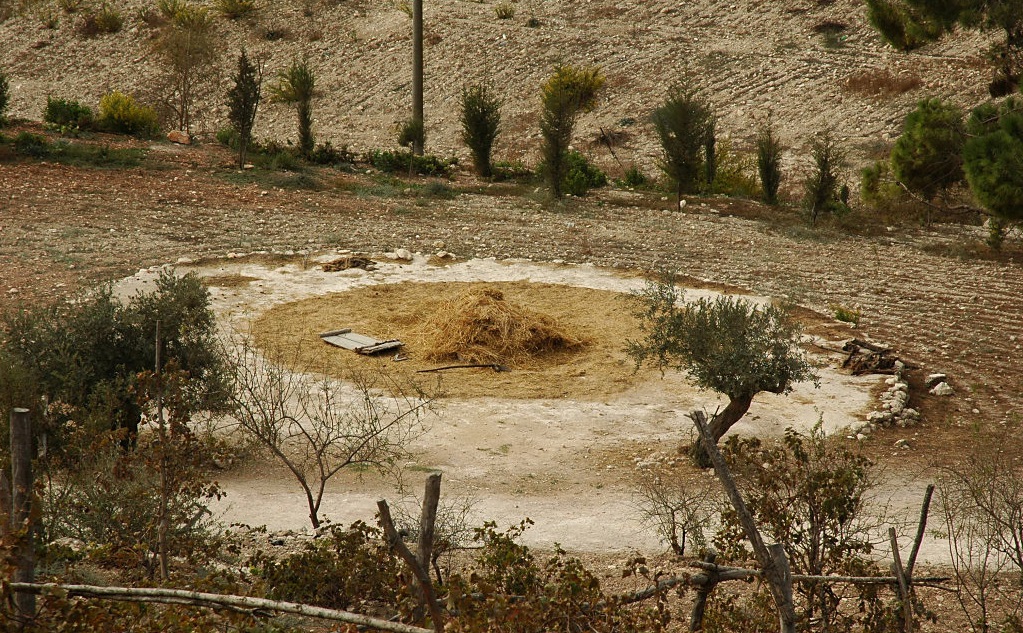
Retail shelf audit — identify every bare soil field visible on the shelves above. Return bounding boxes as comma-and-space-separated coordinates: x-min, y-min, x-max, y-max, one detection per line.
2, 0, 1023, 625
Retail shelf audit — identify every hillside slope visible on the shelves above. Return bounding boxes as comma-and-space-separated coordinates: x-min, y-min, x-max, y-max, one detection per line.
0, 0, 996, 172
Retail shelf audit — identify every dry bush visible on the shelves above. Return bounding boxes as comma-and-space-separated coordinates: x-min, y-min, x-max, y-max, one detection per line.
416, 285, 587, 364
844, 69, 923, 97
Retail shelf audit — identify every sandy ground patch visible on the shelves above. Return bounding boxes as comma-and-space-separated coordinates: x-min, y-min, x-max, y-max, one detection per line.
119, 256, 893, 554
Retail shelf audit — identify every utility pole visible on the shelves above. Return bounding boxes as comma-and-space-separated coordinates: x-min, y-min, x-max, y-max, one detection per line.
10, 407, 36, 618
411, 0, 424, 156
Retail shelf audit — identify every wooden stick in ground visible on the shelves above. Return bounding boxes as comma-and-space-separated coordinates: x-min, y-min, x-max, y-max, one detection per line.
416, 473, 441, 576
690, 410, 797, 633
9, 583, 433, 633
905, 484, 935, 580
889, 527, 913, 632
689, 550, 718, 632
10, 407, 36, 619
378, 491, 445, 633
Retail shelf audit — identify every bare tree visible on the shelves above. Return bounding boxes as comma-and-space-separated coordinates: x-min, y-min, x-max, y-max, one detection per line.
153, 3, 220, 134
634, 465, 716, 557
227, 337, 431, 529
938, 446, 1023, 632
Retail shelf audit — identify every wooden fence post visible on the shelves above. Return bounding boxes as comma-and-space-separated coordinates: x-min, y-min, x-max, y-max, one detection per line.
411, 0, 424, 156
691, 410, 796, 633
10, 407, 36, 618
689, 550, 718, 632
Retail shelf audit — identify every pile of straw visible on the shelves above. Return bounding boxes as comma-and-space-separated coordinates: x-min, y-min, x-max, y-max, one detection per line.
417, 286, 586, 364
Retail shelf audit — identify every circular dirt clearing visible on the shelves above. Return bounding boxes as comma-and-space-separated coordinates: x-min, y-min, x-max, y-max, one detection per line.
253, 281, 658, 400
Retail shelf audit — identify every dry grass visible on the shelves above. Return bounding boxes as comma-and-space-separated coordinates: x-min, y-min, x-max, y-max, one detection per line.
415, 285, 587, 364
844, 69, 923, 97
252, 281, 655, 399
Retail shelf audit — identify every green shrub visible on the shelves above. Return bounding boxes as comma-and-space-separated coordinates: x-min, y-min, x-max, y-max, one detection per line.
97, 91, 160, 138
253, 139, 300, 170
560, 149, 606, 196
43, 96, 94, 130
460, 82, 501, 178
308, 141, 355, 165
216, 0, 257, 19
891, 98, 965, 202
708, 138, 759, 197
832, 304, 861, 325
366, 149, 456, 176
270, 59, 316, 157
396, 116, 425, 149
617, 165, 648, 188
249, 522, 401, 610
491, 159, 534, 183
57, 0, 85, 13
14, 132, 50, 157
215, 126, 238, 148
77, 2, 123, 37
494, 1, 514, 18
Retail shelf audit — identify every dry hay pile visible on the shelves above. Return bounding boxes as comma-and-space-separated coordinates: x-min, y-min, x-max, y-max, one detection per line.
415, 285, 587, 364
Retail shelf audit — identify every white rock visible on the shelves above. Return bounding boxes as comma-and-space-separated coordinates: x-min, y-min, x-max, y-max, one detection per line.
930, 382, 954, 396
925, 373, 947, 388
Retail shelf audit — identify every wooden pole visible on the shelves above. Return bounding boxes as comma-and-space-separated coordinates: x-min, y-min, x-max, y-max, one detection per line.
889, 527, 913, 632
411, 0, 424, 156
10, 407, 36, 618
378, 475, 444, 633
689, 550, 718, 632
691, 410, 796, 633
905, 484, 935, 580
9, 582, 433, 633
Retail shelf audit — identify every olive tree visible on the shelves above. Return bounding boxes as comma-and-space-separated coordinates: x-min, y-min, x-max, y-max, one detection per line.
228, 338, 431, 529
153, 2, 219, 134
627, 274, 817, 464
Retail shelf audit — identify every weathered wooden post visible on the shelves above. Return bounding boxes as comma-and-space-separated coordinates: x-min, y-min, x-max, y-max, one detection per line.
10, 407, 36, 618
689, 550, 718, 632
411, 0, 424, 156
691, 410, 796, 633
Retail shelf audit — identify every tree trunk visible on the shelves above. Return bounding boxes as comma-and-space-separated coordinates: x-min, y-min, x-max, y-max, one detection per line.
690, 394, 754, 466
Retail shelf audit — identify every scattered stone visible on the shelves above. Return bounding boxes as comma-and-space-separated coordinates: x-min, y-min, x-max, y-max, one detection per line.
175, 256, 194, 265
167, 130, 191, 145
394, 248, 413, 261
322, 255, 376, 272
930, 382, 954, 396
924, 373, 947, 388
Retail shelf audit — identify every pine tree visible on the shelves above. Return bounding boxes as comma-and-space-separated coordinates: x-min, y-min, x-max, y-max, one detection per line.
227, 49, 261, 168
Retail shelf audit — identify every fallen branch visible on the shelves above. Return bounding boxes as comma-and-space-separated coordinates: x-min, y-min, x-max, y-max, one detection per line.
416, 364, 510, 373
8, 583, 432, 633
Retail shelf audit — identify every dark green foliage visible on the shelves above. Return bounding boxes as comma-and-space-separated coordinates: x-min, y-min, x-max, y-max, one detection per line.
891, 98, 965, 201
44, 96, 94, 130
964, 97, 1023, 227
227, 49, 261, 168
367, 149, 456, 176
865, 0, 1023, 94
460, 82, 502, 178
249, 522, 402, 610
627, 274, 816, 460
756, 121, 783, 205
618, 165, 648, 188
803, 129, 846, 224
559, 149, 607, 196
0, 69, 10, 126
397, 116, 426, 150
14, 131, 50, 157
270, 59, 315, 157
628, 276, 815, 403
652, 82, 714, 207
539, 65, 604, 198
1, 271, 229, 445
308, 141, 355, 165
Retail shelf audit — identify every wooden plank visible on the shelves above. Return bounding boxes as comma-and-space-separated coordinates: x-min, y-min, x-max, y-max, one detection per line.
320, 330, 403, 355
